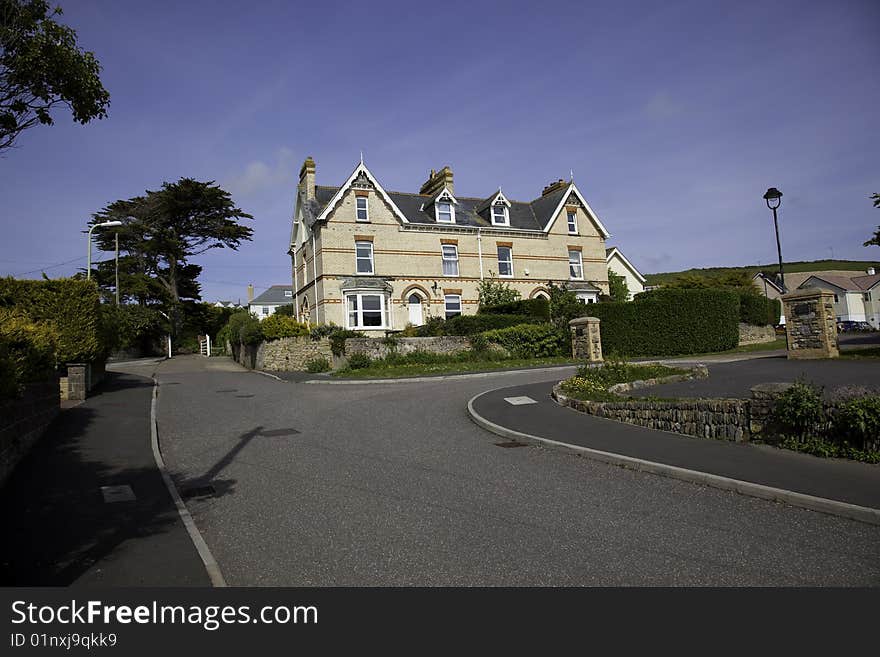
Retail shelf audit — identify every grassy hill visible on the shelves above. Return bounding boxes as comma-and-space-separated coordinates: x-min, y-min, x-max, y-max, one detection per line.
644, 260, 880, 286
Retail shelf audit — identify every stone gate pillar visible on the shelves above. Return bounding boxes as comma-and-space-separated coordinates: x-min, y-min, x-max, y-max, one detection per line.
569, 317, 603, 362
781, 288, 839, 359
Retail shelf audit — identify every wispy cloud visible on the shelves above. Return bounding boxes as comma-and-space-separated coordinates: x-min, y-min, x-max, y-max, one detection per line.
224, 147, 296, 197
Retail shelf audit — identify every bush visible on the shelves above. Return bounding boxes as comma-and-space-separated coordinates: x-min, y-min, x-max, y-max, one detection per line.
260, 314, 309, 341
772, 380, 826, 440
833, 396, 880, 451
738, 291, 778, 326
221, 310, 264, 346
328, 329, 366, 356
0, 277, 104, 363
477, 277, 521, 307
479, 298, 550, 320
560, 355, 687, 401
589, 289, 740, 357
305, 356, 331, 373
480, 324, 566, 358
309, 323, 339, 341
0, 310, 59, 398
274, 304, 296, 317
102, 304, 166, 354
444, 313, 544, 336
346, 352, 372, 369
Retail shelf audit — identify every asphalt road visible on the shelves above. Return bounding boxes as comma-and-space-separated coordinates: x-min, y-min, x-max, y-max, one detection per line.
121, 356, 880, 586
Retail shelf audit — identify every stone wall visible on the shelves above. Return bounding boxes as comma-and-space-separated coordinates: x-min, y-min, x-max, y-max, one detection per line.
59, 361, 106, 401
344, 336, 471, 360
737, 322, 777, 346
235, 337, 334, 371
0, 378, 60, 486
782, 289, 839, 359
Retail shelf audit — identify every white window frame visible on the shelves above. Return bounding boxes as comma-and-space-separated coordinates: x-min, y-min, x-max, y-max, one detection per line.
569, 250, 584, 280
355, 241, 374, 275
345, 292, 388, 330
441, 244, 459, 276
497, 246, 513, 278
262, 306, 270, 316
491, 203, 509, 226
444, 294, 462, 319
356, 196, 369, 222
567, 210, 578, 234
284, 290, 293, 298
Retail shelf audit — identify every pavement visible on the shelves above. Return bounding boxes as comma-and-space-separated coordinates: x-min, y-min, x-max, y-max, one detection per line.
468, 358, 880, 516
0, 370, 210, 586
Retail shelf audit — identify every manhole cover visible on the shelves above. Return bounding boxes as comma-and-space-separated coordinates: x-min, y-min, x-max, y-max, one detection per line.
180, 484, 216, 499
504, 396, 538, 405
494, 441, 529, 448
101, 484, 136, 503
216, 389, 237, 393
260, 428, 300, 437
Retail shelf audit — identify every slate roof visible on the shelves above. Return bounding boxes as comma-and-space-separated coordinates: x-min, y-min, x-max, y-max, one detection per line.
309, 184, 572, 232
249, 285, 294, 305
799, 272, 880, 292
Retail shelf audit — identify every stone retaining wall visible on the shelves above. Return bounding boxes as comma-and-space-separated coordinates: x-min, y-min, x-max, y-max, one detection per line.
738, 323, 777, 346
59, 360, 106, 401
0, 378, 60, 486
344, 336, 472, 360
236, 337, 334, 371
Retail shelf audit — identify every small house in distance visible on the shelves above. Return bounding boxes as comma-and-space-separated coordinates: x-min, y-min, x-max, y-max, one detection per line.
248, 285, 294, 320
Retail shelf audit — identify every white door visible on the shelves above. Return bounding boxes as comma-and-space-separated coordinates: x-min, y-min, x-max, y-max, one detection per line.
408, 294, 423, 326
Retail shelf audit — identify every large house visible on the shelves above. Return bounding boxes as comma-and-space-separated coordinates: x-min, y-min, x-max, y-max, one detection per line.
288, 157, 612, 332
753, 268, 880, 327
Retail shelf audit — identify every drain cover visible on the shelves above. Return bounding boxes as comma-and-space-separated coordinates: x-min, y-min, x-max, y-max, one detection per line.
260, 428, 300, 437
495, 441, 529, 448
180, 484, 216, 499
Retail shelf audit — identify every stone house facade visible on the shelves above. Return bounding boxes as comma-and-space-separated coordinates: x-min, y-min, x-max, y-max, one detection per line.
289, 157, 612, 333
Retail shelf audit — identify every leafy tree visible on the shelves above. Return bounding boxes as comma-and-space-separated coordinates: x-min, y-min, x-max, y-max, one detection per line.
477, 275, 520, 308
547, 282, 583, 330
89, 178, 253, 335
607, 268, 629, 302
865, 193, 880, 248
1, 0, 110, 151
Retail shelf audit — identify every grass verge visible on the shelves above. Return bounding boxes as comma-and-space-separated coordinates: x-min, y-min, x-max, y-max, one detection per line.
332, 356, 578, 379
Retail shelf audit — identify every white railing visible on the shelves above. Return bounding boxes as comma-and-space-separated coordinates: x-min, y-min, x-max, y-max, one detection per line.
198, 335, 212, 357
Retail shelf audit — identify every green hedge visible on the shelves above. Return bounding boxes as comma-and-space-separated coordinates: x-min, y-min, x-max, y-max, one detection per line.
480, 324, 566, 358
0, 310, 59, 399
589, 289, 740, 356
738, 291, 781, 326
260, 314, 310, 341
479, 298, 550, 320
414, 314, 545, 337
0, 278, 104, 363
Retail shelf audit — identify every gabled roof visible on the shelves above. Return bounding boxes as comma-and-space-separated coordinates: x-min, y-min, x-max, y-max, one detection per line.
801, 273, 880, 292
605, 246, 647, 284
250, 285, 294, 305
753, 271, 784, 294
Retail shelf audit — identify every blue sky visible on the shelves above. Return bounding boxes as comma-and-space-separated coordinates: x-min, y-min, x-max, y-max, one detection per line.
2, 0, 878, 302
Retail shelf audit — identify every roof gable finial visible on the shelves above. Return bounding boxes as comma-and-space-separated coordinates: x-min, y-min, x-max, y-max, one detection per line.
570, 169, 574, 183
360, 150, 364, 165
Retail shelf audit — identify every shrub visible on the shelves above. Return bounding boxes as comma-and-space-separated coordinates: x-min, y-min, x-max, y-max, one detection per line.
589, 288, 740, 356
413, 317, 447, 337
102, 304, 166, 354
560, 356, 687, 402
444, 313, 544, 336
305, 356, 331, 373
0, 277, 104, 363
738, 291, 778, 326
833, 396, 880, 451
548, 283, 584, 331
480, 324, 566, 358
221, 310, 264, 346
771, 380, 826, 440
479, 298, 550, 320
274, 304, 296, 317
0, 310, 59, 398
328, 329, 366, 356
346, 352, 372, 369
260, 314, 309, 341
310, 323, 338, 341
477, 277, 521, 307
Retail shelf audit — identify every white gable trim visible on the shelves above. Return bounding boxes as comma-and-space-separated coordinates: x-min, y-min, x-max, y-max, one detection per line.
605, 247, 646, 284
316, 162, 410, 225
799, 275, 849, 292
753, 272, 784, 294
543, 183, 611, 238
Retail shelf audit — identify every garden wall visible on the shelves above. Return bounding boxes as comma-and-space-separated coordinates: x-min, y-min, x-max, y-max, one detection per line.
235, 337, 333, 371
737, 323, 777, 346
0, 378, 60, 486
344, 336, 471, 360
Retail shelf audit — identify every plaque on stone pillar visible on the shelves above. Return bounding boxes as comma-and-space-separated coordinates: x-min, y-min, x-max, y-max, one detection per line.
781, 288, 839, 359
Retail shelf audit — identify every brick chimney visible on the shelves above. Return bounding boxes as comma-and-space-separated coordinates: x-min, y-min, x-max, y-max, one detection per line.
542, 178, 568, 197
419, 166, 454, 197
247, 284, 254, 303
298, 156, 316, 201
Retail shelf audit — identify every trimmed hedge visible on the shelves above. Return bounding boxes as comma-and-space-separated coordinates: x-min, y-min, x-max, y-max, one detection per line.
260, 314, 309, 341
739, 291, 780, 326
0, 310, 59, 399
479, 298, 550, 320
589, 289, 740, 356
414, 313, 545, 337
480, 324, 566, 358
0, 277, 104, 363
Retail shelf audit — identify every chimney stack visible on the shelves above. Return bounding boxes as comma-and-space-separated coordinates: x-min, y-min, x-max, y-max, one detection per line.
419, 166, 454, 197
869, 267, 876, 276
299, 156, 316, 201
247, 284, 254, 303
542, 178, 568, 197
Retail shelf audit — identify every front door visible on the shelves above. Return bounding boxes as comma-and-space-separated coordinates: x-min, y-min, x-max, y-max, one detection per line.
408, 294, 423, 326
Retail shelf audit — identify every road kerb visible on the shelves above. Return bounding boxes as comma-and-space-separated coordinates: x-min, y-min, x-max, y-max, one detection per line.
150, 376, 228, 587
467, 389, 880, 527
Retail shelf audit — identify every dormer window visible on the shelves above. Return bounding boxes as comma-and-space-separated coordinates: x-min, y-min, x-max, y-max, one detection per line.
492, 203, 509, 226
434, 190, 456, 223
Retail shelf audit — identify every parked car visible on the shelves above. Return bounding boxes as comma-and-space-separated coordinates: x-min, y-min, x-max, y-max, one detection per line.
837, 320, 874, 333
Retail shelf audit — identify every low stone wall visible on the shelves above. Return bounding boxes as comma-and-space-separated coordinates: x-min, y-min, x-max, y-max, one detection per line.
738, 323, 777, 346
0, 378, 60, 487
59, 360, 106, 401
235, 337, 334, 371
607, 365, 709, 394
344, 336, 471, 360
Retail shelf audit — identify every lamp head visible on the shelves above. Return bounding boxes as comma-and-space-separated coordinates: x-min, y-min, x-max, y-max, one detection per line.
763, 187, 782, 210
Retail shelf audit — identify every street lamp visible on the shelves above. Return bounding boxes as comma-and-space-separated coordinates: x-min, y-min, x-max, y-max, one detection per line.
763, 187, 785, 293
86, 220, 123, 281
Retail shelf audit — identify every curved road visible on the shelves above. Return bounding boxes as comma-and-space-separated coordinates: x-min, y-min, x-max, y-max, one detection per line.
120, 356, 880, 586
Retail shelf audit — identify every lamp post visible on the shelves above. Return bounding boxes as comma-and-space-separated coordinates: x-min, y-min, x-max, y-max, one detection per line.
763, 187, 785, 293
86, 220, 123, 281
